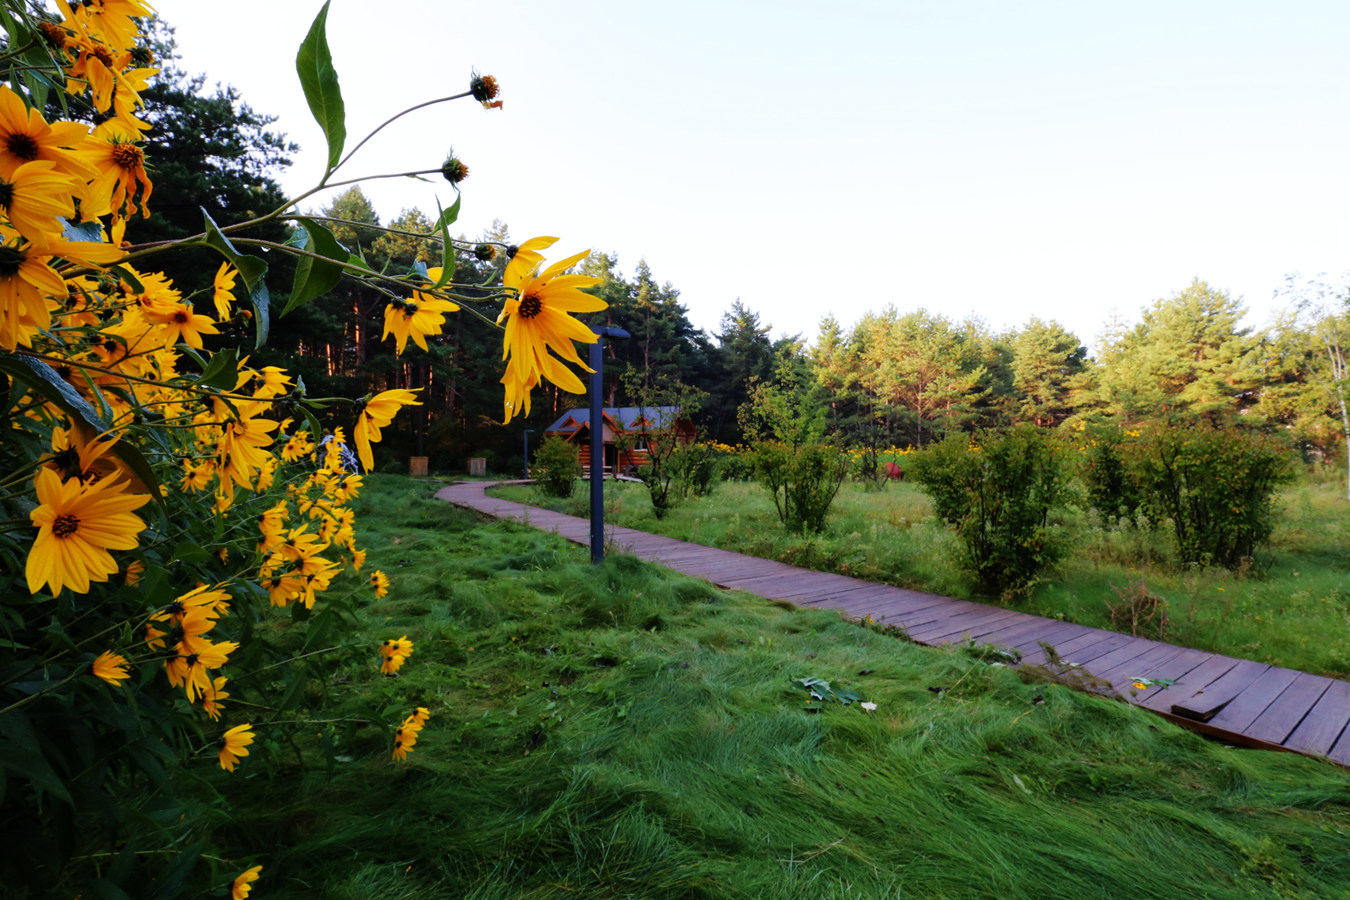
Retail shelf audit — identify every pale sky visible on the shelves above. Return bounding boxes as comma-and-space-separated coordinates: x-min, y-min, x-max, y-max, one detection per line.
152, 0, 1350, 353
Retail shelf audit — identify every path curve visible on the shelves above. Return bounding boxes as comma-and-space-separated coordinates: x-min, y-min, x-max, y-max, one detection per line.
436, 480, 1350, 767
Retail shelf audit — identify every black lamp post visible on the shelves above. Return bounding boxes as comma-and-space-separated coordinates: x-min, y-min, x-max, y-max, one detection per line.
589, 326, 629, 563
522, 429, 534, 478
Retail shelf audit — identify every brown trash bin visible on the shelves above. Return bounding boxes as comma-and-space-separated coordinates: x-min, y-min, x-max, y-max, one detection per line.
467, 458, 487, 476
409, 456, 429, 477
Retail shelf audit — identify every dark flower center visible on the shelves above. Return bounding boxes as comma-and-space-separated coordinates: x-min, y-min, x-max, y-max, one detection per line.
52, 513, 80, 537
0, 245, 23, 278
0, 181, 14, 209
519, 291, 543, 319
5, 133, 39, 161
111, 143, 143, 171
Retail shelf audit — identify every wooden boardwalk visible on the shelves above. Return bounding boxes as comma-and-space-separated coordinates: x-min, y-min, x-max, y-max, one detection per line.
436, 481, 1350, 767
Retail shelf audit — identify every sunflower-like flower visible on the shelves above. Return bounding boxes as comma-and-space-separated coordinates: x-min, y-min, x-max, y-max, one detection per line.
92, 649, 130, 685
382, 268, 459, 355
85, 121, 151, 222
370, 569, 390, 599
26, 468, 150, 596
231, 864, 262, 900
353, 388, 422, 472
0, 84, 99, 182
213, 262, 237, 320
0, 160, 77, 244
202, 676, 231, 721
379, 634, 412, 674
503, 235, 556, 285
391, 708, 430, 761
498, 247, 605, 414
217, 723, 255, 773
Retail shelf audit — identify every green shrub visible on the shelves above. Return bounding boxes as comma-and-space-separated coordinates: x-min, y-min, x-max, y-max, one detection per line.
1079, 425, 1142, 516
533, 435, 581, 498
751, 441, 849, 534
672, 441, 718, 498
1123, 423, 1292, 569
908, 426, 1070, 598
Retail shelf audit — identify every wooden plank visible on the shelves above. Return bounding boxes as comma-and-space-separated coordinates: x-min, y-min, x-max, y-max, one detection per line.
1170, 659, 1272, 721
1242, 672, 1333, 746
907, 607, 1030, 644
914, 610, 1040, 646
1055, 634, 1161, 673
1328, 726, 1350, 767
1282, 679, 1350, 756
1017, 628, 1128, 664
977, 617, 1086, 651
1133, 650, 1233, 712
1204, 667, 1302, 734
1095, 642, 1192, 687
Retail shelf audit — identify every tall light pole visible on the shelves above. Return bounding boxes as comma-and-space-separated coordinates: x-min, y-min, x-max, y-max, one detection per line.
589, 326, 629, 563
522, 428, 534, 478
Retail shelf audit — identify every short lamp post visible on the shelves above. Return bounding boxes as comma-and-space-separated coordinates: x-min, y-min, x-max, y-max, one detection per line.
589, 326, 629, 564
522, 428, 534, 479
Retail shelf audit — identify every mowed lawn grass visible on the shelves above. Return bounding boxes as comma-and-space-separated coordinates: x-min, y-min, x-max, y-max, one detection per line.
222, 475, 1350, 899
490, 474, 1350, 678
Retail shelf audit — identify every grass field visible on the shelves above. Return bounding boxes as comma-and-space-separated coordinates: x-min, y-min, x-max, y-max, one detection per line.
218, 475, 1350, 898
489, 474, 1350, 679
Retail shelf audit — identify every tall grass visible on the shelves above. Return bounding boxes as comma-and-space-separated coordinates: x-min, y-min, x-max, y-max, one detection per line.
220, 475, 1350, 898
491, 474, 1350, 677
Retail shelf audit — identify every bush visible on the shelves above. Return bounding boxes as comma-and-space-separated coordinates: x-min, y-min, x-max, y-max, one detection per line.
908, 426, 1070, 599
751, 441, 849, 534
672, 441, 718, 498
1123, 423, 1292, 570
1079, 425, 1142, 516
533, 436, 581, 498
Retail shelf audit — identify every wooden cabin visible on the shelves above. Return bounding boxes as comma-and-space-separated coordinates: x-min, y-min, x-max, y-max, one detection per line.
543, 407, 695, 477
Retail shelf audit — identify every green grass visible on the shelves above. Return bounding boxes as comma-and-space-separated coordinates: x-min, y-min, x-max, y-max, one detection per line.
220, 475, 1350, 898
490, 475, 1350, 677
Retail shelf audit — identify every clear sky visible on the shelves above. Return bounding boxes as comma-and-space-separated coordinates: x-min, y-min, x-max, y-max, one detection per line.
152, 0, 1350, 352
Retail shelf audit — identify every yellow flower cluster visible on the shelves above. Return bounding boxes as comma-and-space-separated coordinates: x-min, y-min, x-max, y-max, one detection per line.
379, 635, 414, 675
391, 707, 430, 760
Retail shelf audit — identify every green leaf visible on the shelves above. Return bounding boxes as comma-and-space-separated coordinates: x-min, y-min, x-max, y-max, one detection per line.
283, 219, 349, 315
296, 0, 346, 175
201, 210, 270, 348
197, 348, 240, 391
434, 194, 460, 287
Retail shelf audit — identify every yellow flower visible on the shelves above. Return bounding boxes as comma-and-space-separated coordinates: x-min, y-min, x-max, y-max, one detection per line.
370, 569, 390, 599
86, 121, 152, 222
91, 649, 130, 685
217, 723, 255, 773
503, 236, 557, 285
0, 84, 99, 183
144, 299, 219, 349
353, 388, 421, 472
213, 262, 237, 320
231, 864, 262, 900
202, 676, 231, 721
0, 160, 76, 244
382, 280, 458, 355
379, 634, 412, 674
498, 248, 605, 401
26, 468, 149, 596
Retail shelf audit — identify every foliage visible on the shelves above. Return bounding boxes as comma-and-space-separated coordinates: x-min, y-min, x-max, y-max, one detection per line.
1123, 422, 1294, 570
740, 368, 848, 534
490, 473, 1350, 677
616, 371, 704, 518
907, 426, 1071, 598
533, 435, 581, 498
671, 439, 718, 498
1078, 424, 1142, 517
0, 3, 609, 896
241, 477, 1350, 898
